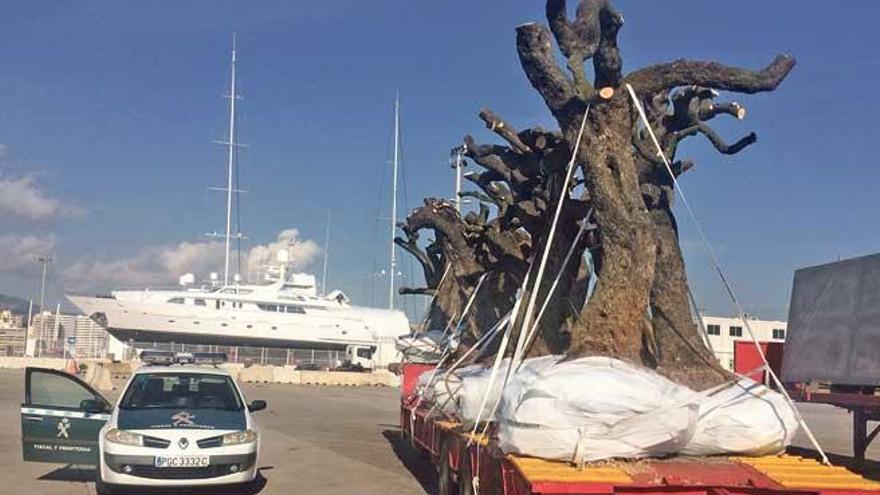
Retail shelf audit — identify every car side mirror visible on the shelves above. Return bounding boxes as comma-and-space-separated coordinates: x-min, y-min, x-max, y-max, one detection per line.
80, 399, 109, 414
248, 400, 267, 412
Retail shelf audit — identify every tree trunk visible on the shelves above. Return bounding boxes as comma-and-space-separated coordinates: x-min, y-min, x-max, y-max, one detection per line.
566, 99, 658, 365
648, 206, 728, 389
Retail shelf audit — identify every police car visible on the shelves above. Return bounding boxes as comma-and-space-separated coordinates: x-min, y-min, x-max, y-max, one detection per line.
20, 351, 266, 494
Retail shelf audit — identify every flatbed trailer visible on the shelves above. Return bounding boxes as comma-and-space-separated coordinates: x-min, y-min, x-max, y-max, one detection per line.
399, 366, 880, 495
789, 390, 880, 468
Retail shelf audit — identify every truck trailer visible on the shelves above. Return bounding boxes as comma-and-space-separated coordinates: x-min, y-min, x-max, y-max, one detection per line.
399, 363, 880, 495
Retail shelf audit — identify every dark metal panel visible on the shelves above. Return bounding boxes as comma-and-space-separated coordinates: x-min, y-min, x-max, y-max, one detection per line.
782, 253, 880, 385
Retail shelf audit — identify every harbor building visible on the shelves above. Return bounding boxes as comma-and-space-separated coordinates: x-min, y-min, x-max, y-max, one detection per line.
0, 310, 26, 356
30, 312, 106, 358
699, 314, 787, 371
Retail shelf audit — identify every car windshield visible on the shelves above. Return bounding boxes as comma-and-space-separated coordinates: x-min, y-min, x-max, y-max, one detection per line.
120, 372, 243, 411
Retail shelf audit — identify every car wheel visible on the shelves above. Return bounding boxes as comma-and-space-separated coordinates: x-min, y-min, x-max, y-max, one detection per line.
94, 467, 116, 495
239, 472, 265, 494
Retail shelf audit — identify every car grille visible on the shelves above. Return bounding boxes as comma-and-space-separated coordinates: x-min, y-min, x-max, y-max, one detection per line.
128, 465, 230, 480
142, 436, 171, 448
196, 436, 223, 448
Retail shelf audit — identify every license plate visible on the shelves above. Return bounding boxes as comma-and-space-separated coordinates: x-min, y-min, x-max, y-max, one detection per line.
154, 455, 210, 468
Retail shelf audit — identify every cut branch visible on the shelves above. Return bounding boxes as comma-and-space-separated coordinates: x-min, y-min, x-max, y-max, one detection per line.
479, 108, 532, 154
700, 101, 746, 120
625, 55, 796, 94
516, 22, 578, 118
399, 287, 435, 296
592, 0, 623, 88
676, 124, 757, 155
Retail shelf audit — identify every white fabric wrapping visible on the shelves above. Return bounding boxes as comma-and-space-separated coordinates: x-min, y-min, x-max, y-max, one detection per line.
397, 330, 457, 363
456, 355, 561, 428
680, 378, 798, 456
457, 356, 798, 462
497, 357, 699, 461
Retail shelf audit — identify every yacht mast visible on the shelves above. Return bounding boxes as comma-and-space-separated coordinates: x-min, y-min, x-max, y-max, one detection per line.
389, 95, 400, 310
223, 34, 239, 286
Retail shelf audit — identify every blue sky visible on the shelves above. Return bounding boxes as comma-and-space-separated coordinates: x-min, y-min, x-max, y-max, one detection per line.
0, 0, 877, 321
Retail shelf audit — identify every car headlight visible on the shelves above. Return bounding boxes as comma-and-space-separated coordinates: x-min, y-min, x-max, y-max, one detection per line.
221, 430, 257, 446
105, 428, 144, 446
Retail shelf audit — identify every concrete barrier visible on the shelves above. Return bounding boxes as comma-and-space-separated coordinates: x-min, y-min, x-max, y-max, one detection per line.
273, 366, 301, 384
84, 363, 116, 392
235, 364, 399, 387
220, 362, 244, 381
238, 365, 275, 383
299, 369, 400, 387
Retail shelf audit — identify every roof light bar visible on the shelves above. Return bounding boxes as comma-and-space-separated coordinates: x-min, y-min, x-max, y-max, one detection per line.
138, 350, 227, 366
192, 352, 228, 365
140, 350, 175, 365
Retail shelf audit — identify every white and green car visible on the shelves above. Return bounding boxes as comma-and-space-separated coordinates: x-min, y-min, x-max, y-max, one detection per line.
20, 352, 266, 494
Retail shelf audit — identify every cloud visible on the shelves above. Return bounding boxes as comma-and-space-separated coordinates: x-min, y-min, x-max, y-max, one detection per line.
0, 174, 82, 220
0, 234, 56, 275
63, 228, 321, 292
245, 229, 321, 276
63, 240, 226, 292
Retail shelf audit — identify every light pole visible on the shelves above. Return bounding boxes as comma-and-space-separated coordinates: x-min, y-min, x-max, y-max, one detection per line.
450, 146, 466, 213
36, 256, 51, 357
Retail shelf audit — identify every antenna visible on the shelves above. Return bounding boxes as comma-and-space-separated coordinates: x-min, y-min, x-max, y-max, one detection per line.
389, 94, 400, 310
450, 145, 466, 213
322, 209, 332, 295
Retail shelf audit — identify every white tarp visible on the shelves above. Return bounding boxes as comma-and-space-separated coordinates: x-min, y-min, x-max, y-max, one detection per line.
420, 356, 798, 462
415, 356, 562, 426
397, 330, 457, 363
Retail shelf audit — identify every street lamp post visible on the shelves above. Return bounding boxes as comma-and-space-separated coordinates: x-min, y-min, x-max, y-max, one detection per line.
36, 256, 52, 357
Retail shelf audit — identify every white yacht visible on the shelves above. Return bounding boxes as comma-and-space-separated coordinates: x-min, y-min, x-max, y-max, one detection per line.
67, 38, 410, 367
67, 257, 409, 367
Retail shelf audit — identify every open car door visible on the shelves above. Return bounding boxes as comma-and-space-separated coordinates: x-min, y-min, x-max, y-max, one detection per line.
21, 367, 112, 464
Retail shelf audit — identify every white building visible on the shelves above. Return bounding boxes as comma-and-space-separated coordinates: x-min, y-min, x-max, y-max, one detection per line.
73, 316, 106, 358
699, 314, 787, 371
0, 310, 26, 356
30, 312, 106, 358
31, 312, 73, 355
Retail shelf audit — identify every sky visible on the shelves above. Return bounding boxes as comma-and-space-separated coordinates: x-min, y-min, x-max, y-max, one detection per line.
0, 0, 877, 322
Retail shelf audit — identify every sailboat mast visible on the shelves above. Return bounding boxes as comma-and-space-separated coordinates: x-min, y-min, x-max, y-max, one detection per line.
223, 35, 238, 286
389, 95, 400, 310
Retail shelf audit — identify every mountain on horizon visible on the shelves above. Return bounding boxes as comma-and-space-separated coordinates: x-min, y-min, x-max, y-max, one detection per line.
0, 294, 40, 315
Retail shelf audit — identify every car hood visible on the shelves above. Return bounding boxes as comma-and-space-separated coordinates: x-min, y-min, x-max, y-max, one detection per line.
117, 407, 246, 430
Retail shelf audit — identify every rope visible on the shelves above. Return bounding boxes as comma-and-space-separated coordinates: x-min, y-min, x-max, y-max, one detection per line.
443, 312, 512, 377
410, 273, 491, 418
512, 104, 592, 372
453, 273, 490, 339
688, 286, 716, 354
517, 207, 594, 370
465, 104, 593, 448
466, 271, 531, 447
625, 83, 830, 465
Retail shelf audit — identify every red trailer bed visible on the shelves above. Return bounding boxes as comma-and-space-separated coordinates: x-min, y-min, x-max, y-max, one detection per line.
400, 398, 880, 495
399, 365, 880, 495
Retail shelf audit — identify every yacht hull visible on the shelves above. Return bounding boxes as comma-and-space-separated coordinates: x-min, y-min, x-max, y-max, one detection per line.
66, 294, 407, 365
